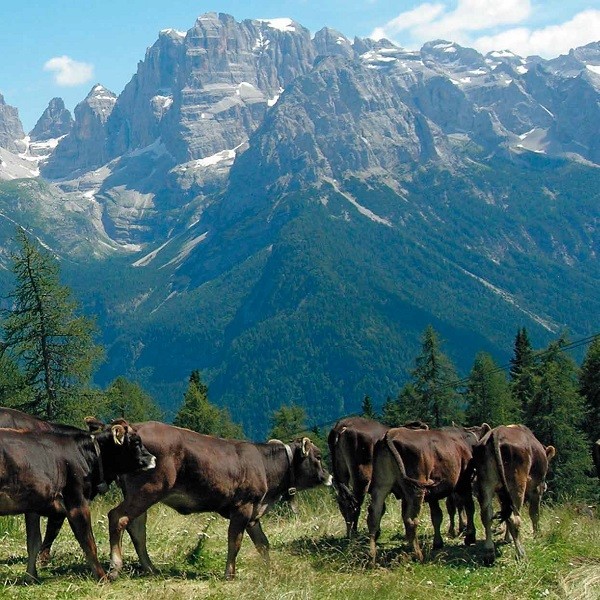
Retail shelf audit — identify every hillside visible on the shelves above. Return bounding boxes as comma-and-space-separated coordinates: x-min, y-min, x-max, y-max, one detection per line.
0, 14, 598, 435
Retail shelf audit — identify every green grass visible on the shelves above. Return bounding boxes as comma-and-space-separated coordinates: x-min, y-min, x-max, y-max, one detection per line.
0, 490, 598, 599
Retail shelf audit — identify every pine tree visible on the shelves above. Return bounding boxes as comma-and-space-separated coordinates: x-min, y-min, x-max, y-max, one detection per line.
104, 376, 163, 422
410, 325, 463, 427
174, 370, 243, 438
0, 228, 103, 421
510, 327, 536, 419
465, 352, 519, 427
361, 395, 376, 419
579, 335, 600, 443
527, 337, 591, 498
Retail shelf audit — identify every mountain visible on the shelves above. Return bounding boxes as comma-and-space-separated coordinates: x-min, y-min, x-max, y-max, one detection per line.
0, 14, 598, 437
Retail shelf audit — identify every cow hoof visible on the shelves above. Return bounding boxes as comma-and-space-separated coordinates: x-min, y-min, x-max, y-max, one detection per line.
483, 553, 496, 567
464, 533, 476, 546
38, 548, 51, 566
433, 540, 444, 551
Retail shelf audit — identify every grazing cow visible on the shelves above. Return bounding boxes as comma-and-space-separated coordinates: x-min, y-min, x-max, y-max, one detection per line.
0, 419, 156, 581
106, 422, 331, 580
593, 440, 600, 481
472, 424, 555, 565
327, 416, 428, 537
367, 424, 489, 564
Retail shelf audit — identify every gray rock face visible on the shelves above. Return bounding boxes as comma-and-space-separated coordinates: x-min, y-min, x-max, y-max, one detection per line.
29, 97, 73, 141
0, 93, 25, 153
42, 85, 116, 179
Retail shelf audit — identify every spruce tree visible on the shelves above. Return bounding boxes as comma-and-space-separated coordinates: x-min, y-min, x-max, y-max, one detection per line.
174, 370, 243, 438
361, 395, 376, 419
465, 352, 519, 427
527, 337, 591, 498
510, 327, 536, 420
579, 335, 600, 443
0, 228, 103, 421
410, 325, 463, 427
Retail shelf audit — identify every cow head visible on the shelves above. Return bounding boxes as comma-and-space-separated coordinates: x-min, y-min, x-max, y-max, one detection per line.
292, 437, 332, 490
86, 418, 156, 484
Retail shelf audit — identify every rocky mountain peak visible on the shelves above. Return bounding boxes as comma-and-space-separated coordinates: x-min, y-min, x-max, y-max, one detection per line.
0, 92, 25, 153
29, 97, 73, 142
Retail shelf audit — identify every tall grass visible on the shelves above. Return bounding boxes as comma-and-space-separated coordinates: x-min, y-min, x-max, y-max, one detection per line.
0, 489, 598, 599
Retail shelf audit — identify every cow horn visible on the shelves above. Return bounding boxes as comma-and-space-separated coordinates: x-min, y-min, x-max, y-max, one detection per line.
301, 437, 310, 457
111, 424, 126, 446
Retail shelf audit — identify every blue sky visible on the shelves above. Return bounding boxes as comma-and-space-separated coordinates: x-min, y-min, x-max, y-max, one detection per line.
2, 1, 599, 132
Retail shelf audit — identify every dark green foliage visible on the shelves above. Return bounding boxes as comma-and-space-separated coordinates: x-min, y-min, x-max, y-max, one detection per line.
361, 395, 376, 419
510, 327, 536, 419
409, 325, 464, 427
526, 337, 591, 498
268, 404, 308, 441
579, 335, 600, 443
103, 376, 163, 422
0, 228, 103, 421
173, 370, 243, 438
382, 384, 421, 427
465, 352, 520, 427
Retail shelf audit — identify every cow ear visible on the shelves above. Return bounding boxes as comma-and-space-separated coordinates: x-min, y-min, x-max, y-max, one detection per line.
111, 424, 126, 445
85, 416, 105, 433
301, 437, 310, 457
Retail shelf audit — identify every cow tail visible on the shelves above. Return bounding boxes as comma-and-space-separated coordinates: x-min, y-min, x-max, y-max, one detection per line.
493, 430, 518, 520
385, 432, 435, 489
328, 426, 354, 500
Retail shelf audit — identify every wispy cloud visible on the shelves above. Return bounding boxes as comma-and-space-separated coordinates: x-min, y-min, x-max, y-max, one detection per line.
43, 55, 94, 86
370, 0, 600, 57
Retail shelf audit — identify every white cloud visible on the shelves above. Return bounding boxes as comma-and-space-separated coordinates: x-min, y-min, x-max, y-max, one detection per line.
43, 55, 94, 86
369, 0, 599, 58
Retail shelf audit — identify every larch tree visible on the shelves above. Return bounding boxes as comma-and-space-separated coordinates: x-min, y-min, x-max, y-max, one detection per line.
0, 228, 103, 421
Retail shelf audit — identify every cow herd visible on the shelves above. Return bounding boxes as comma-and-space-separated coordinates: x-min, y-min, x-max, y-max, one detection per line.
0, 406, 595, 584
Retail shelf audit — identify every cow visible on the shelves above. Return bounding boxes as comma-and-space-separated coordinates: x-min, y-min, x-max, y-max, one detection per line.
593, 439, 600, 481
0, 418, 156, 581
367, 424, 489, 564
327, 416, 429, 537
105, 422, 331, 581
472, 424, 555, 565
0, 407, 92, 564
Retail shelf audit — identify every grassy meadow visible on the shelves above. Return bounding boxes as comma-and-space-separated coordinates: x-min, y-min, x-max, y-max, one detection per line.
0, 488, 598, 600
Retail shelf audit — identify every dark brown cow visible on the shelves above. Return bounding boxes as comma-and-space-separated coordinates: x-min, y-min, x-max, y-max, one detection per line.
0, 407, 93, 564
367, 424, 489, 564
473, 424, 555, 565
0, 418, 155, 581
328, 416, 389, 537
106, 422, 331, 580
593, 439, 600, 481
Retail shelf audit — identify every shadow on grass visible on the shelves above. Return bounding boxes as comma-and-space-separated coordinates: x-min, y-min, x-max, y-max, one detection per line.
286, 530, 509, 572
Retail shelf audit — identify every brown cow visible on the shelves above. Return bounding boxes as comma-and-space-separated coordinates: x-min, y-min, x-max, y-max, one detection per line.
328, 417, 429, 537
0, 419, 155, 581
472, 424, 555, 565
593, 439, 600, 481
106, 422, 331, 580
367, 424, 489, 564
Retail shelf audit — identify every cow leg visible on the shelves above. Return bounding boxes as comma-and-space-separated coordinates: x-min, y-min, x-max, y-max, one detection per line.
403, 492, 424, 562
429, 499, 444, 550
126, 511, 157, 573
24, 513, 42, 581
225, 510, 251, 580
446, 495, 458, 538
366, 487, 388, 567
65, 504, 106, 581
39, 514, 66, 564
477, 482, 496, 565
527, 484, 543, 535
246, 520, 270, 567
462, 489, 476, 546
